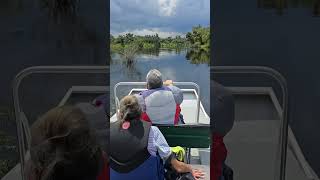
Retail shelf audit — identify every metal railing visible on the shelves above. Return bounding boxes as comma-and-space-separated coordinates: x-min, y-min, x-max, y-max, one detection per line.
114, 82, 201, 123
12, 66, 108, 180
11, 65, 288, 180
211, 66, 288, 180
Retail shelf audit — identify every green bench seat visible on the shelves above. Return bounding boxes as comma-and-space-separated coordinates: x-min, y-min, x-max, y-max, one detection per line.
157, 124, 211, 148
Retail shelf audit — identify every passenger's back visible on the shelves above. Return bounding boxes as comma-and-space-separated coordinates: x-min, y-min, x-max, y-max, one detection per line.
135, 85, 183, 125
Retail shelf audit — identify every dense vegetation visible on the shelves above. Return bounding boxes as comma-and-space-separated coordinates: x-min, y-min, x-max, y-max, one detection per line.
110, 33, 189, 52
110, 25, 210, 64
111, 25, 209, 51
186, 25, 210, 51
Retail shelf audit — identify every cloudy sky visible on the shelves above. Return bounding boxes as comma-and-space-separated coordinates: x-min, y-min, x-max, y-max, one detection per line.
111, 0, 210, 38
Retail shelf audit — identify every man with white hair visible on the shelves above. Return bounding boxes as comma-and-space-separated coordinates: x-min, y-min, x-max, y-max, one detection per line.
135, 69, 184, 125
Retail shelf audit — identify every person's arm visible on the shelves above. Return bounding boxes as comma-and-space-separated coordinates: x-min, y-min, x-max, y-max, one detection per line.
170, 157, 192, 173
150, 126, 172, 159
165, 153, 204, 179
151, 127, 205, 179
163, 80, 173, 86
163, 80, 183, 104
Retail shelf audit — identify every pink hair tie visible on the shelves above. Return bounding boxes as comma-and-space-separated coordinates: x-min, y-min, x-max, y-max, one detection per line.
122, 121, 130, 129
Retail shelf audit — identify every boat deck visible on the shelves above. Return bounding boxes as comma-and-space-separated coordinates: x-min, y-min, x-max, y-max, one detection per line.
2, 85, 211, 180
224, 93, 319, 180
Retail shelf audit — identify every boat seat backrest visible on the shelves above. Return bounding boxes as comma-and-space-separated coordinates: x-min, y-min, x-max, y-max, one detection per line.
156, 124, 210, 148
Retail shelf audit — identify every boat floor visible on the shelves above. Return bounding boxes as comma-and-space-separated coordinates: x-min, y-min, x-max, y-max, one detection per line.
224, 120, 316, 180
1, 164, 21, 180
1, 164, 210, 180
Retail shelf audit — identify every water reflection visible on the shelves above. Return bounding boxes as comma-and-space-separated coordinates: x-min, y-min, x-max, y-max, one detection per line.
139, 48, 160, 56
258, 0, 320, 15
111, 53, 143, 80
137, 48, 185, 57
110, 49, 210, 115
121, 60, 143, 79
186, 49, 210, 65
39, 0, 80, 22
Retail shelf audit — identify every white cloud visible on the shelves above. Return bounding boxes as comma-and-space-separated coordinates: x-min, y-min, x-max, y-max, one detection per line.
158, 0, 178, 17
111, 0, 209, 35
115, 28, 185, 38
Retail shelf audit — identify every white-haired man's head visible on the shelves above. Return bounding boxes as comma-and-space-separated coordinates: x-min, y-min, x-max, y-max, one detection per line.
146, 69, 163, 89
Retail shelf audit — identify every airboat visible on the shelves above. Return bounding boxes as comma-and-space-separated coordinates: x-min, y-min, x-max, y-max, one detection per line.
2, 66, 319, 180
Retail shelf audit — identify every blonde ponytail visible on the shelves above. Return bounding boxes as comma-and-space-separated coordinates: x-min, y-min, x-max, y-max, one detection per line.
118, 96, 142, 125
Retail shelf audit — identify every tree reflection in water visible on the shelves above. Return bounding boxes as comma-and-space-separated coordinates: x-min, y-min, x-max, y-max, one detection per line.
186, 48, 210, 65
257, 0, 320, 16
120, 55, 143, 82
139, 48, 160, 56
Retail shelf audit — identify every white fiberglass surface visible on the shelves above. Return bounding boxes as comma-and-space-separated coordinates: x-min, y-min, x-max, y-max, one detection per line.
110, 89, 210, 124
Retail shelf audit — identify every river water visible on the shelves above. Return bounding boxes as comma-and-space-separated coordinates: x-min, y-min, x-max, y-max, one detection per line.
110, 49, 210, 116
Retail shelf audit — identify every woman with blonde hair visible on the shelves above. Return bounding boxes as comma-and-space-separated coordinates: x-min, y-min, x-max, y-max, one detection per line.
110, 95, 204, 180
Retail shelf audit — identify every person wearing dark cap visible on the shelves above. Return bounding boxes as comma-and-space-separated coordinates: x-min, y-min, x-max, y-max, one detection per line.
211, 81, 235, 180
134, 69, 184, 125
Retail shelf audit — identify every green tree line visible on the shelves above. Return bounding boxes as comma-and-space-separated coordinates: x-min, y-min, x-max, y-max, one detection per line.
110, 25, 210, 65
110, 25, 210, 53
186, 25, 210, 51
110, 33, 188, 52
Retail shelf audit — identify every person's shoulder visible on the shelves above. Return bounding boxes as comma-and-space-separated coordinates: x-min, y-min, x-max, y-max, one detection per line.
167, 85, 181, 91
167, 85, 183, 104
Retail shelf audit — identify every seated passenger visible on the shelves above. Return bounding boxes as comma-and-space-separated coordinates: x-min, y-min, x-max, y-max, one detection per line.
110, 95, 204, 180
135, 69, 184, 125
211, 81, 235, 180
26, 105, 109, 180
